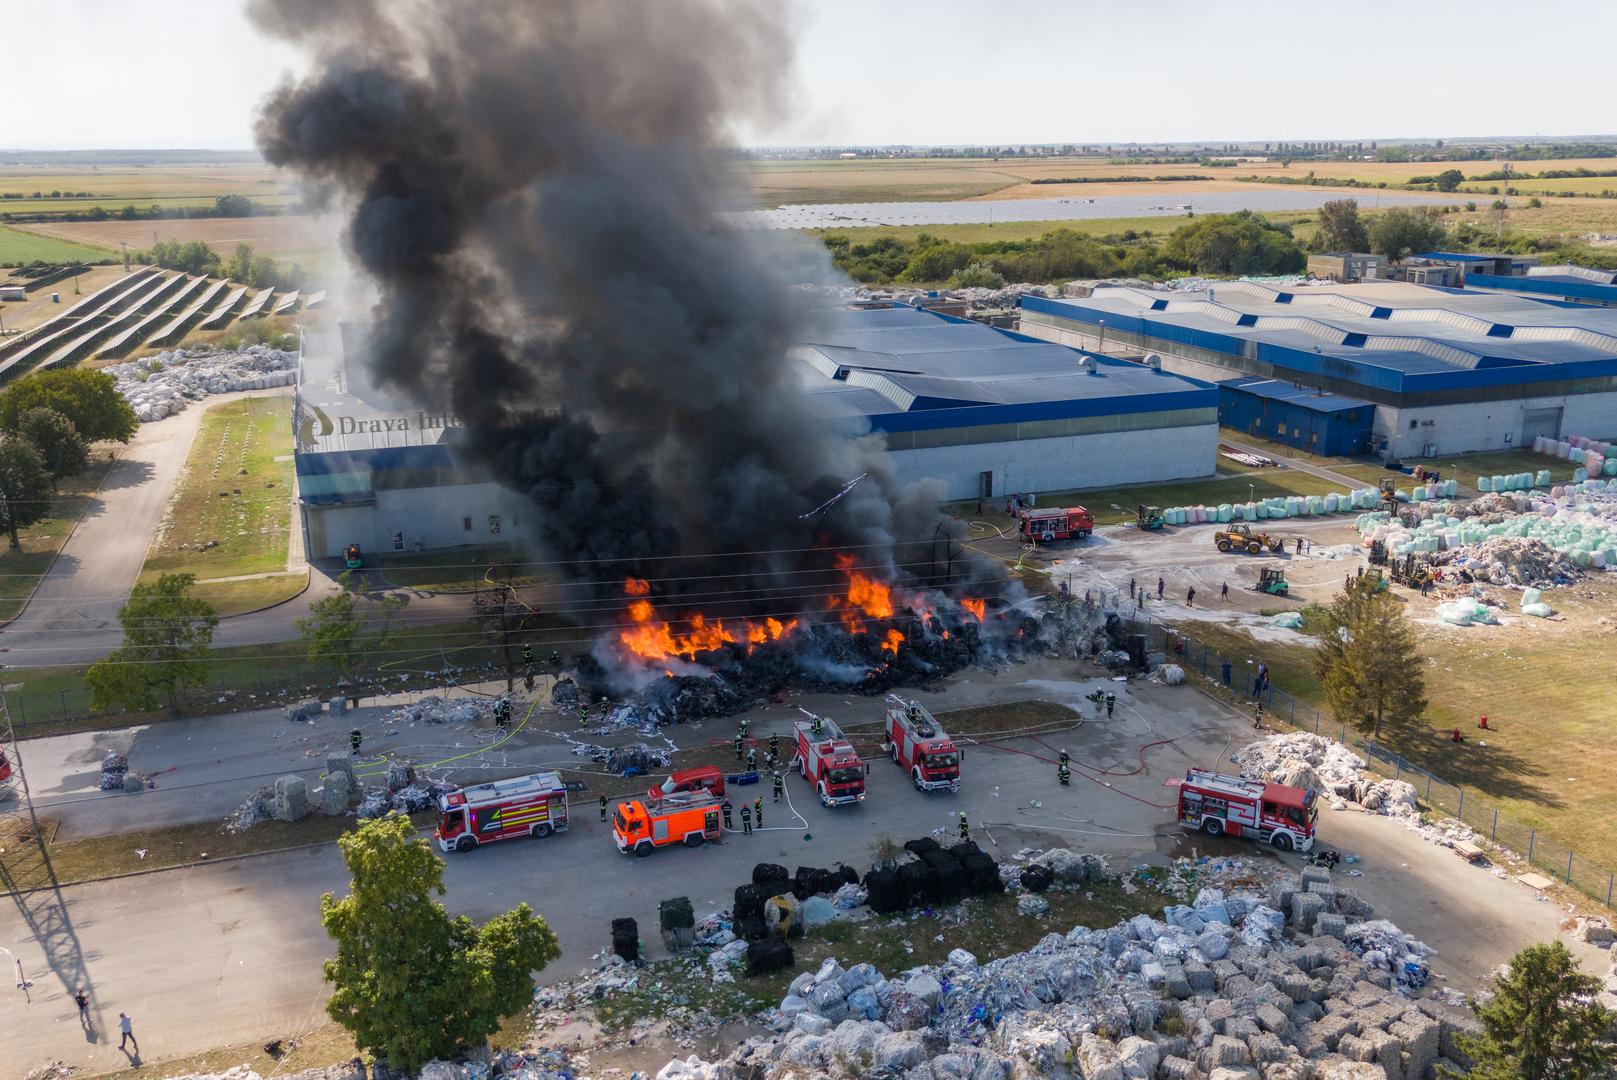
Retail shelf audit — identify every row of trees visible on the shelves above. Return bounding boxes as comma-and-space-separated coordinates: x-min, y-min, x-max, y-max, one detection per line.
135, 240, 304, 290
0, 192, 270, 225
826, 211, 1309, 286
1309, 200, 1447, 261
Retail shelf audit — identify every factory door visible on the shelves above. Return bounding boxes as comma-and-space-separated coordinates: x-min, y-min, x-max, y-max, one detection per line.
1521, 407, 1562, 445
978, 471, 993, 498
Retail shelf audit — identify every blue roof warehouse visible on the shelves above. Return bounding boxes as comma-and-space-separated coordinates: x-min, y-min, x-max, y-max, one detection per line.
793, 304, 1218, 501
1020, 280, 1617, 459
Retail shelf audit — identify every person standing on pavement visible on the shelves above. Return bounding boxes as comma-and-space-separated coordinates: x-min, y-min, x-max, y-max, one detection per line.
754, 797, 763, 828
1222, 659, 1232, 687
599, 794, 608, 821
721, 798, 733, 830
769, 733, 779, 762
118, 1012, 138, 1053
957, 811, 969, 841
1221, 582, 1229, 602
1186, 586, 1196, 608
772, 770, 784, 802
75, 988, 90, 1026
740, 802, 753, 835
746, 747, 757, 771
349, 728, 362, 754
1156, 577, 1165, 600
734, 733, 744, 761
1105, 692, 1116, 718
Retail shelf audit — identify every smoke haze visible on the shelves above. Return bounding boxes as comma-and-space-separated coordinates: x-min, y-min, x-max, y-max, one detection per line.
250, 0, 990, 620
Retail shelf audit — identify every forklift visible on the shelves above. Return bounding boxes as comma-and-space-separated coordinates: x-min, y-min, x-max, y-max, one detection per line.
1389, 554, 1430, 590
344, 543, 364, 570
1378, 477, 1400, 513
1363, 567, 1390, 593
1136, 504, 1165, 531
1215, 522, 1285, 554
1253, 568, 1290, 596
1367, 538, 1389, 566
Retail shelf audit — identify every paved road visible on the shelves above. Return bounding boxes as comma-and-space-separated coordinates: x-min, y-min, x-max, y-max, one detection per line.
1220, 437, 1372, 492
3, 660, 1602, 1076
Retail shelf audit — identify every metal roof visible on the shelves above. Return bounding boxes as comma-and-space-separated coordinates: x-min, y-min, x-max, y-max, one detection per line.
795, 305, 1216, 430
1220, 377, 1372, 413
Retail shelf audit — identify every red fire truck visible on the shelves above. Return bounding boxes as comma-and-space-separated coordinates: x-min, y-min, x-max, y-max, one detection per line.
884, 695, 961, 792
436, 770, 570, 852
0, 747, 12, 786
1017, 505, 1094, 543
792, 710, 868, 807
647, 765, 725, 803
1176, 768, 1317, 853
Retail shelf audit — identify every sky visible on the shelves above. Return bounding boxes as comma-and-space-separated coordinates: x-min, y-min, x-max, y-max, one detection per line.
5, 0, 1616, 150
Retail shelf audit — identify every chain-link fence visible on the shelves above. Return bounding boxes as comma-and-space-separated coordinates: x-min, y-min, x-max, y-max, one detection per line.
1111, 601, 1617, 911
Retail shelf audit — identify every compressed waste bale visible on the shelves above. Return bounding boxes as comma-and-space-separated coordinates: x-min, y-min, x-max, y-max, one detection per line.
793, 866, 834, 900
659, 896, 695, 931
1020, 864, 1055, 893
903, 837, 941, 856
922, 849, 966, 902
764, 893, 804, 938
735, 914, 767, 942
949, 840, 983, 860
863, 868, 904, 914
734, 883, 767, 922
752, 862, 790, 888
833, 863, 860, 887
271, 776, 311, 822
745, 937, 794, 977
611, 917, 640, 963
898, 860, 937, 906
960, 851, 1003, 894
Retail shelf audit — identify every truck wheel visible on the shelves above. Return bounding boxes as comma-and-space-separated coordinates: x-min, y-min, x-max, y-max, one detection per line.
530, 823, 552, 839
683, 833, 704, 848
1247, 542, 1262, 554
635, 842, 654, 858
1270, 832, 1295, 852
1202, 818, 1223, 836
890, 742, 899, 763
1216, 539, 1232, 552
1078, 530, 1090, 540
455, 836, 476, 852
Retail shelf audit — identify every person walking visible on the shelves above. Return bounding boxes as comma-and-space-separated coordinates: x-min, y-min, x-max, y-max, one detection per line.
75, 988, 90, 1026
734, 733, 744, 761
1105, 692, 1116, 718
957, 810, 969, 841
754, 797, 764, 828
349, 728, 362, 754
1345, 573, 1352, 591
721, 798, 733, 830
118, 1012, 138, 1054
1156, 577, 1165, 600
740, 802, 753, 835
1129, 576, 1136, 598
1186, 586, 1196, 608
772, 770, 784, 802
1221, 582, 1229, 601
1295, 537, 1304, 555
599, 794, 608, 821
1221, 659, 1232, 687
1137, 589, 1144, 609
746, 747, 757, 771
1058, 760, 1071, 786
769, 733, 779, 761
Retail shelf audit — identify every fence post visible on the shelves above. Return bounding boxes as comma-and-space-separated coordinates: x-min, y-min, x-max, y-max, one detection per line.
1313, 712, 1320, 735
1288, 699, 1295, 725
1608, 875, 1613, 908
1568, 851, 1575, 883
16, 696, 24, 728
1528, 830, 1535, 863
1425, 774, 1432, 801
1491, 809, 1498, 840
1457, 788, 1464, 817
59, 690, 68, 719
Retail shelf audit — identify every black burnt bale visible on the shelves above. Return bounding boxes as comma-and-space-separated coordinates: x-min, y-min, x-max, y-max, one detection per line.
834, 863, 860, 887
752, 863, 790, 888
733, 883, 766, 922
904, 837, 941, 856
610, 917, 639, 962
863, 868, 904, 914
735, 913, 768, 943
898, 859, 936, 906
1020, 864, 1055, 893
746, 936, 794, 976
921, 849, 965, 903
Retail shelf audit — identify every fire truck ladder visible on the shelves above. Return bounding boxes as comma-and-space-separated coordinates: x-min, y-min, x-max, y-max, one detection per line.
0, 695, 84, 1000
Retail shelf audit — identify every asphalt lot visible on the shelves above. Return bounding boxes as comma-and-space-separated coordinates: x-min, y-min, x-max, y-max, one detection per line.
3, 656, 1606, 1076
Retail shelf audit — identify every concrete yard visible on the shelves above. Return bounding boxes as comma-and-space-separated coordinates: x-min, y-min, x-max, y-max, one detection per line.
3, 655, 1604, 1077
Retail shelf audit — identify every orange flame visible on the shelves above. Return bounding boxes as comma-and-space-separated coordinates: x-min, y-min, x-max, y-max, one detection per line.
624, 577, 650, 596
880, 629, 904, 654
961, 597, 986, 621
617, 585, 799, 663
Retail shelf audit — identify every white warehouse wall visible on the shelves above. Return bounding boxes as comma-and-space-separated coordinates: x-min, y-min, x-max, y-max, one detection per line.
1376, 392, 1617, 459
304, 481, 527, 559
883, 423, 1218, 501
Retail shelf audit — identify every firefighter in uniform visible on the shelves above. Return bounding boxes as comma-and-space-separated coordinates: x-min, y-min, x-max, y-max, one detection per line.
522, 642, 534, 667
734, 733, 744, 761
579, 702, 589, 728
740, 802, 753, 835
1058, 761, 1071, 786
772, 770, 784, 802
746, 747, 757, 771
599, 794, 608, 821
494, 697, 512, 731
811, 715, 824, 739
721, 798, 733, 830
1059, 749, 1070, 768
349, 728, 363, 753
739, 717, 750, 740
769, 733, 779, 759
957, 811, 969, 841
1105, 692, 1116, 718
549, 649, 560, 667
754, 797, 764, 828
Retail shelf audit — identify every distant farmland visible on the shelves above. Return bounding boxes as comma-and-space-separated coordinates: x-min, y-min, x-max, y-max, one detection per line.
13, 215, 331, 258
0, 224, 116, 266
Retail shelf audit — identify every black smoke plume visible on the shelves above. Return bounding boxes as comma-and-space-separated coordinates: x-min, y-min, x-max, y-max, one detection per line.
250, 0, 1002, 628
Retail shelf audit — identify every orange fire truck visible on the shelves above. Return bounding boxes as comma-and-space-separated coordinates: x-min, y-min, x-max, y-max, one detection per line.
1017, 505, 1093, 543
435, 771, 570, 853
613, 793, 724, 856
884, 695, 961, 792
793, 710, 868, 807
1176, 768, 1317, 853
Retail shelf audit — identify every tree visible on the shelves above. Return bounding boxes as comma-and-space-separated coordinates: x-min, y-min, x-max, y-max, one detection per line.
898, 240, 972, 283
297, 570, 409, 680
85, 574, 218, 714
17, 408, 88, 490
949, 261, 1005, 288
1435, 168, 1465, 192
0, 438, 53, 550
0, 368, 138, 443
322, 813, 559, 1072
1369, 207, 1446, 261
213, 193, 256, 218
1162, 211, 1306, 276
1443, 942, 1612, 1080
472, 579, 537, 691
1316, 199, 1369, 253
1311, 577, 1426, 738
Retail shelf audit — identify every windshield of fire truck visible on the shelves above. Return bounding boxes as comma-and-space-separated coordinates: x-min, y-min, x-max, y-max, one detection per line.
438, 808, 465, 836
828, 767, 863, 786
614, 808, 633, 834
924, 752, 959, 770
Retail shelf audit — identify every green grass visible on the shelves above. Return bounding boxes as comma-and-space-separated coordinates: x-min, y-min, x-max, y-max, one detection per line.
139, 396, 294, 586
380, 543, 552, 593
190, 572, 308, 616
0, 459, 112, 622
1433, 448, 1577, 491
949, 467, 1355, 530
0, 222, 115, 265
805, 211, 1314, 246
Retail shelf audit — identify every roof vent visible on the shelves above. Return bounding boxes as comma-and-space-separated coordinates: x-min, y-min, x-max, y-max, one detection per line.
1144, 353, 1162, 371
1076, 355, 1095, 374
1206, 287, 1216, 302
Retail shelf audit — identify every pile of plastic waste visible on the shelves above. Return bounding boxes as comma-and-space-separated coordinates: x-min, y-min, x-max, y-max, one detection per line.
382, 696, 491, 726
108, 346, 296, 423
1434, 596, 1501, 626
1233, 733, 1418, 817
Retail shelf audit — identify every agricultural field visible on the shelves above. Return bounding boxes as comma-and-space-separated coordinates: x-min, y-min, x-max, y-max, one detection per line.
138, 396, 301, 615
0, 162, 295, 216
0, 223, 115, 266
14, 214, 331, 259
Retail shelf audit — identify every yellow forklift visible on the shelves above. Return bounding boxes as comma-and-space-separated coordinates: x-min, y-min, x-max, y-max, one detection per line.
1215, 522, 1285, 554
1378, 477, 1400, 513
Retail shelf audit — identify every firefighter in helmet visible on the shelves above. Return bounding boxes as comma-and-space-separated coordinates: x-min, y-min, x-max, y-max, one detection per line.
349, 728, 363, 753
522, 642, 534, 668
1058, 760, 1071, 786
746, 746, 757, 771
721, 798, 733, 830
740, 801, 753, 835
957, 810, 969, 841
599, 793, 608, 821
494, 696, 512, 731
1105, 692, 1116, 718
754, 797, 763, 828
1059, 748, 1070, 768
769, 732, 779, 761
772, 770, 784, 802
811, 714, 824, 739
734, 733, 744, 761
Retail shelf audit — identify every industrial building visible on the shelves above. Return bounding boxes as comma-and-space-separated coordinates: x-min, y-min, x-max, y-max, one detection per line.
1217, 378, 1375, 457
1305, 252, 1387, 284
1019, 280, 1617, 459
794, 304, 1218, 500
